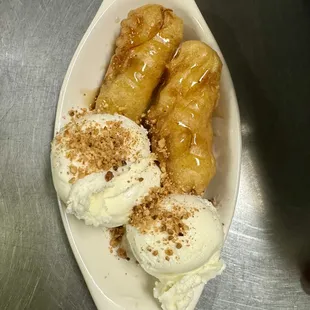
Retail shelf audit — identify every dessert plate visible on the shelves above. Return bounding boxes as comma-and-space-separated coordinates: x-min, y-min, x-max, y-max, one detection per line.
53, 0, 241, 309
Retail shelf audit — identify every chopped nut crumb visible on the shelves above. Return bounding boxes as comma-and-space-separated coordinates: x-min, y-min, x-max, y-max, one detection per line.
110, 238, 119, 248
109, 227, 130, 260
129, 185, 192, 239
78, 171, 85, 179
89, 102, 96, 110
109, 226, 125, 249
138, 177, 144, 182
152, 250, 158, 256
165, 248, 173, 256
105, 171, 114, 182
68, 108, 88, 120
69, 165, 77, 174
165, 256, 170, 261
167, 229, 174, 235
117, 248, 128, 260
176, 243, 182, 249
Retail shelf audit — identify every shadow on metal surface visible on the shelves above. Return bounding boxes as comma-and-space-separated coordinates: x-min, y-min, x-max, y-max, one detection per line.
196, 5, 310, 293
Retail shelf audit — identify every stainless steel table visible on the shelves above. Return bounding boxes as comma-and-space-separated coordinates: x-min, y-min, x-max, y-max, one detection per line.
1, 0, 310, 309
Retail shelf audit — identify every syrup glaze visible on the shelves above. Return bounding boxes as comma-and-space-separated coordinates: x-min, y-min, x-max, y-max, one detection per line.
95, 5, 183, 121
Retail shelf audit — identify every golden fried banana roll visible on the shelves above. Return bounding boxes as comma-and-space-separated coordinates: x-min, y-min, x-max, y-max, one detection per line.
147, 41, 222, 194
95, 5, 183, 121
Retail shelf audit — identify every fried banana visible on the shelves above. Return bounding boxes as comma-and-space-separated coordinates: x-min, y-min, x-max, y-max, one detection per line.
147, 41, 222, 194
95, 4, 183, 121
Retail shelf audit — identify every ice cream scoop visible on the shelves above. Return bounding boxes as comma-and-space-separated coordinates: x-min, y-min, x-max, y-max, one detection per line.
51, 113, 160, 227
126, 194, 224, 310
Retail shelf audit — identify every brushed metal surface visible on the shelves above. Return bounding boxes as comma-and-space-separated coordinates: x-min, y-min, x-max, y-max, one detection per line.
1, 0, 310, 309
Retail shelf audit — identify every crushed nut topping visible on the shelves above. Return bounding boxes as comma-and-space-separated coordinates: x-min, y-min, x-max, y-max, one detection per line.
152, 250, 158, 256
109, 227, 130, 260
117, 248, 128, 260
165, 248, 173, 256
129, 176, 199, 258
129, 186, 191, 237
109, 226, 125, 248
176, 243, 182, 249
54, 116, 138, 183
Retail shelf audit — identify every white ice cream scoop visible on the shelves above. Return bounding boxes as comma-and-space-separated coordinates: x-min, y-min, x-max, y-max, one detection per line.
126, 194, 225, 310
51, 113, 160, 227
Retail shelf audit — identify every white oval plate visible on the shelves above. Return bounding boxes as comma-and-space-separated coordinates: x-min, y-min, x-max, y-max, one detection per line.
53, 0, 241, 309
